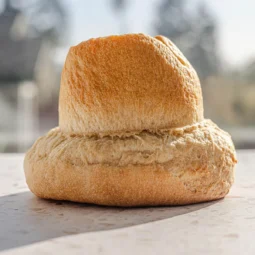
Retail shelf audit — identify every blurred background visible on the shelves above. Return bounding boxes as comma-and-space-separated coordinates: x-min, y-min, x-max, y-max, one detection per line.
0, 0, 254, 152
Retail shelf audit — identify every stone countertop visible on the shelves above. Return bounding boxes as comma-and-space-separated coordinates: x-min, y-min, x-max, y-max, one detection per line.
0, 151, 254, 255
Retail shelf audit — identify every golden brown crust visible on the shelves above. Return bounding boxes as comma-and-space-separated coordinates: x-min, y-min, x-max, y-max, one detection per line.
24, 120, 236, 207
59, 34, 203, 135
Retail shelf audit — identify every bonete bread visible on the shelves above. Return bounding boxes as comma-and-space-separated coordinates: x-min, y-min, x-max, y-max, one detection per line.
24, 34, 237, 206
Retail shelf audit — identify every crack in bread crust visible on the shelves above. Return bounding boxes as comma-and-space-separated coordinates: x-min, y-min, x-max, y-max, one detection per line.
26, 120, 235, 166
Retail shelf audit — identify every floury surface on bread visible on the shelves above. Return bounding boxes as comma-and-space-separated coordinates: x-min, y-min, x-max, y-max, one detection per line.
24, 33, 237, 206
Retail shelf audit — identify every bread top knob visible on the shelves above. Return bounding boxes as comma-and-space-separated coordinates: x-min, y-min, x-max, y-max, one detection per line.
59, 34, 203, 135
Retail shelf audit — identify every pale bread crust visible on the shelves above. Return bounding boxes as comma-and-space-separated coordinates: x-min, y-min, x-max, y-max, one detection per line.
24, 120, 236, 206
59, 34, 203, 135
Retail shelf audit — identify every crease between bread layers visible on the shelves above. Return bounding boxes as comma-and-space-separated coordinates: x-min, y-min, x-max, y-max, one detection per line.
24, 33, 237, 206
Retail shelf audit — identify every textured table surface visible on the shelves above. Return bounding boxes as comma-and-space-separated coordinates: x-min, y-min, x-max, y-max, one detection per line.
0, 151, 254, 255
